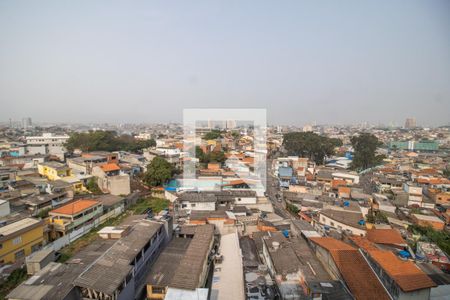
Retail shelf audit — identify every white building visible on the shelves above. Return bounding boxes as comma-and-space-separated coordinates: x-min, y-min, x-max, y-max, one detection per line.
26, 133, 69, 160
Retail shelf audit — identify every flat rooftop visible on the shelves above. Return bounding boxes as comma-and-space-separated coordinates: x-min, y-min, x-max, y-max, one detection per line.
146, 237, 191, 287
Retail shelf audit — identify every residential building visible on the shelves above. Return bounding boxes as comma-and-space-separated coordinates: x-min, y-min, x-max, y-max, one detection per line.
92, 163, 131, 196
37, 162, 85, 192
365, 249, 436, 299
316, 209, 367, 236
48, 199, 103, 240
74, 219, 171, 300
309, 237, 390, 300
411, 214, 445, 231
0, 218, 44, 264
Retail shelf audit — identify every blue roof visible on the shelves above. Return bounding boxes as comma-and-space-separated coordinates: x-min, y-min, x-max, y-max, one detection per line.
278, 166, 293, 178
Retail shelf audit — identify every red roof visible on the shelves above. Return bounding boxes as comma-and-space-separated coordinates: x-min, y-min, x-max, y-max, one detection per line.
50, 199, 99, 216
367, 229, 406, 245
368, 250, 436, 292
310, 237, 390, 300
100, 163, 120, 172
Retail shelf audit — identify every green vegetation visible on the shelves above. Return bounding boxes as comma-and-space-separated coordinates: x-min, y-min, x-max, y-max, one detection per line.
129, 197, 169, 214
195, 146, 226, 164
36, 208, 51, 219
0, 267, 27, 300
351, 133, 385, 171
444, 168, 450, 179
86, 178, 103, 195
286, 203, 299, 214
203, 130, 222, 140
143, 157, 175, 187
65, 131, 156, 152
365, 209, 388, 224
282, 132, 342, 164
409, 224, 450, 256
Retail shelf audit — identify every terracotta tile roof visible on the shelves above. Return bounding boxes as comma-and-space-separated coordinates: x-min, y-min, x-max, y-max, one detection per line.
332, 179, 347, 189
100, 163, 120, 172
331, 250, 390, 300
50, 199, 100, 216
309, 237, 355, 251
310, 238, 390, 300
349, 236, 378, 251
368, 250, 436, 292
367, 229, 406, 246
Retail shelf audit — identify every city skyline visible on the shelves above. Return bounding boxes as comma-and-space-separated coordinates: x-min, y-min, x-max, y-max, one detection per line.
1, 1, 449, 126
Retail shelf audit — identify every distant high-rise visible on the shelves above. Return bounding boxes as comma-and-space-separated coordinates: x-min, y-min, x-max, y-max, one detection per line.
405, 118, 416, 129
226, 119, 236, 129
22, 117, 32, 129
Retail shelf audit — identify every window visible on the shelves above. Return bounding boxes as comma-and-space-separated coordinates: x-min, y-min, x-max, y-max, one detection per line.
12, 236, 22, 245
330, 222, 334, 226
0, 244, 2, 249
31, 243, 42, 252
152, 286, 165, 294
15, 249, 25, 259
191, 203, 196, 207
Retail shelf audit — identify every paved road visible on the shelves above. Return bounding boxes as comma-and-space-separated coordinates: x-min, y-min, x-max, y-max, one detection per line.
266, 160, 292, 219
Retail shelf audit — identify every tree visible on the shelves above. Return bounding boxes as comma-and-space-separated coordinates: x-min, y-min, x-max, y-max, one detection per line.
65, 131, 155, 153
282, 132, 342, 164
143, 157, 174, 187
86, 178, 102, 195
204, 130, 222, 140
351, 133, 385, 171
195, 146, 225, 164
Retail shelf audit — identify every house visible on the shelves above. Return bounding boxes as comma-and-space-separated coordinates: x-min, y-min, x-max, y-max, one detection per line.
146, 225, 215, 300
366, 228, 407, 249
316, 209, 367, 236
411, 214, 445, 231
92, 163, 131, 196
0, 218, 44, 264
177, 192, 217, 211
365, 249, 436, 299
48, 199, 103, 240
260, 232, 352, 300
37, 162, 85, 192
309, 237, 390, 300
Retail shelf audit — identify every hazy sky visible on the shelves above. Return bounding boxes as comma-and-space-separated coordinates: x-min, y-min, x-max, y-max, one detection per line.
1, 1, 449, 126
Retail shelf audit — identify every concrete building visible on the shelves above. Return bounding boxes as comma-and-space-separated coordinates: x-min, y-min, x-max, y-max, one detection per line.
92, 163, 131, 196
26, 133, 69, 160
0, 218, 44, 264
74, 219, 171, 300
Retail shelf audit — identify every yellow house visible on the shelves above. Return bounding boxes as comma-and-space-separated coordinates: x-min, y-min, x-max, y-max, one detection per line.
38, 161, 72, 181
38, 162, 86, 193
0, 218, 45, 264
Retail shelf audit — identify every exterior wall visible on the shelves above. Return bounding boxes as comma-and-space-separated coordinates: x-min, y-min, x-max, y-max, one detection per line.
319, 213, 366, 236
0, 224, 44, 264
313, 245, 341, 280
0, 201, 11, 217
412, 216, 445, 231
181, 201, 216, 211
99, 205, 124, 224
27, 144, 48, 156
234, 196, 257, 205
107, 175, 131, 196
